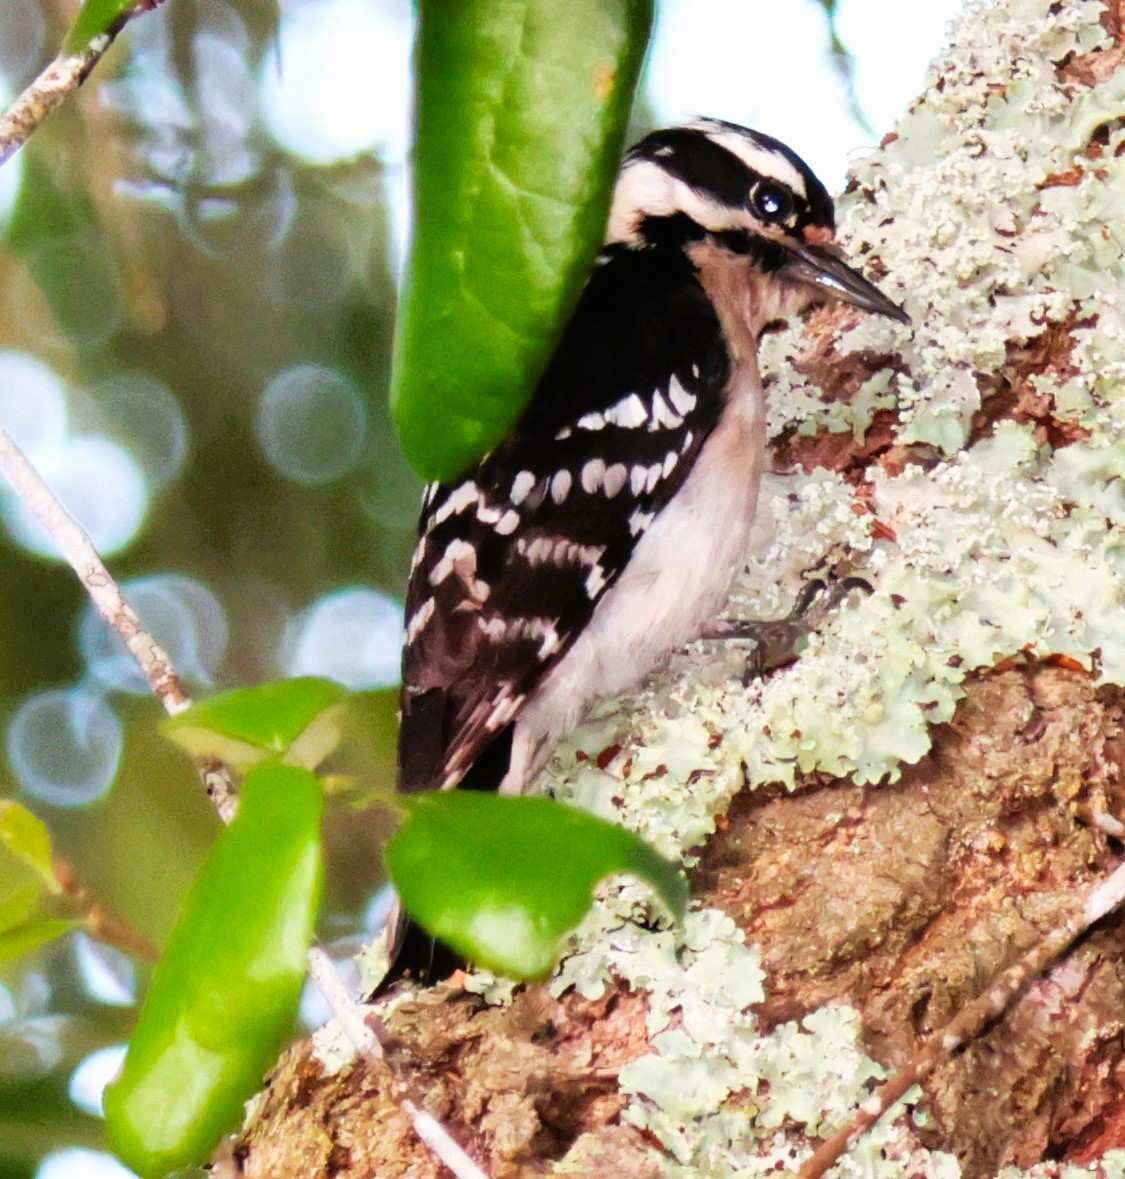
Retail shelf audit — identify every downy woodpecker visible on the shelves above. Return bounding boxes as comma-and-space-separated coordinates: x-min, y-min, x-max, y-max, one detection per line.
389, 119, 906, 981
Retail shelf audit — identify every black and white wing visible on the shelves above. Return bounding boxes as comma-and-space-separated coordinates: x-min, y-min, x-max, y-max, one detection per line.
398, 246, 730, 794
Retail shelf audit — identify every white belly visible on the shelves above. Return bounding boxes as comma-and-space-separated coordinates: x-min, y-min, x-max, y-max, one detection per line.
504, 381, 766, 791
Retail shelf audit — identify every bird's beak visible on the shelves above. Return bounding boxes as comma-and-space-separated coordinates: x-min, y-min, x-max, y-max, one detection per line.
781, 242, 909, 324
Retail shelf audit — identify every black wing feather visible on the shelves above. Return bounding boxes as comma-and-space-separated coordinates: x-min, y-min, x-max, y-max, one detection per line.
398, 245, 730, 793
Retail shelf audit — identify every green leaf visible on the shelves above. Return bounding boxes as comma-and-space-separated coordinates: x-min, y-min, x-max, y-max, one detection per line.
65, 0, 140, 53
0, 803, 60, 955
0, 801, 60, 892
0, 883, 43, 935
385, 793, 687, 979
391, 0, 654, 480
104, 764, 323, 1178
0, 918, 78, 963
162, 678, 349, 772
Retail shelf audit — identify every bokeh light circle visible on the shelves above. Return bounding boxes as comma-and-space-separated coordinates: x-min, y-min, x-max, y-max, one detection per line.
0, 351, 68, 453
259, 0, 412, 165
255, 364, 367, 485
7, 689, 123, 808
284, 586, 401, 689
0, 436, 148, 558
78, 573, 229, 693
68, 1044, 128, 1117
86, 372, 190, 489
35, 1148, 136, 1179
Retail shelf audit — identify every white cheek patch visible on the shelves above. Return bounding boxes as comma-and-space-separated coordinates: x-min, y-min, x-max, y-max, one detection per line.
606, 159, 733, 243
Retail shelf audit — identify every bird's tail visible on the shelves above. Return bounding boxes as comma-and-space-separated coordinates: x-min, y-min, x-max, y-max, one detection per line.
367, 898, 465, 998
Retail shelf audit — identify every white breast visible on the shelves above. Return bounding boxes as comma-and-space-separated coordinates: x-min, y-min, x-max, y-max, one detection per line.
503, 368, 766, 793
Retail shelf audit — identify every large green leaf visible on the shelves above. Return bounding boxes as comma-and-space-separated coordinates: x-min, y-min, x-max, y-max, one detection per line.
386, 792, 687, 979
391, 0, 654, 480
104, 764, 323, 1178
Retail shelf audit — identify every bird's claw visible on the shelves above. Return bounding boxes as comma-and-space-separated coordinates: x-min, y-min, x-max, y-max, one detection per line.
702, 576, 871, 682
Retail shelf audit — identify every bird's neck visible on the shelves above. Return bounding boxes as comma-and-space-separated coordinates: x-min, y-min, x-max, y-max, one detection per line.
687, 238, 804, 372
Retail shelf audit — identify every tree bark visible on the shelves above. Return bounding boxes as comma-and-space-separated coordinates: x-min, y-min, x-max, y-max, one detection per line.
229, 1, 1125, 1174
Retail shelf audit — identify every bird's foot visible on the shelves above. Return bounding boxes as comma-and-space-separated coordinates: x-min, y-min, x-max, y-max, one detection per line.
701, 576, 871, 682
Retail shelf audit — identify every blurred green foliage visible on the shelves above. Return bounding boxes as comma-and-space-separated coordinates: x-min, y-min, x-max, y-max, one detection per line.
0, 1, 412, 1173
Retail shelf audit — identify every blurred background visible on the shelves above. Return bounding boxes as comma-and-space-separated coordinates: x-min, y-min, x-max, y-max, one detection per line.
0, 1, 958, 1175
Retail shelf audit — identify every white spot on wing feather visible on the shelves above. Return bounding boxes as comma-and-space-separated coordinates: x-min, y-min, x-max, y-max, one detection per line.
406, 597, 435, 642
430, 480, 479, 528
495, 509, 520, 534
550, 470, 572, 503
581, 458, 605, 493
650, 390, 683, 430
606, 393, 648, 429
668, 377, 697, 416
428, 538, 490, 601
511, 471, 536, 505
604, 464, 627, 497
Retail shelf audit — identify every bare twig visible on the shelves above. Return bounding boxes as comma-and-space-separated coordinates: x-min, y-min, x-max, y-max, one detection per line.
306, 947, 490, 1179
798, 856, 1125, 1178
0, 2, 168, 169
54, 855, 159, 962
0, 425, 238, 820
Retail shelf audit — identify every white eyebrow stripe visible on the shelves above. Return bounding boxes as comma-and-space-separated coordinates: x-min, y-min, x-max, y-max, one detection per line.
692, 126, 807, 195
606, 159, 736, 244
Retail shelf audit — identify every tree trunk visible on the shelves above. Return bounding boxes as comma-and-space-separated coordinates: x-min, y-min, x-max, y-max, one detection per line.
229, 0, 1125, 1174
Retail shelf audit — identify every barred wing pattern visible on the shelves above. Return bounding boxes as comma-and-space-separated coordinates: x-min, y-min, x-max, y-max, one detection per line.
398, 247, 730, 794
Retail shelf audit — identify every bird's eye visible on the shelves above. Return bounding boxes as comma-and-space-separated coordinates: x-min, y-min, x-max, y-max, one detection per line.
752, 182, 794, 223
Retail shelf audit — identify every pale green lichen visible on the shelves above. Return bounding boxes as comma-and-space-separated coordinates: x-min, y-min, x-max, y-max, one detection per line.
544, 0, 1125, 1172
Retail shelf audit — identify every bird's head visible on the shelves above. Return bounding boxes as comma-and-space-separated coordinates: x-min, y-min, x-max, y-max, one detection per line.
607, 119, 907, 336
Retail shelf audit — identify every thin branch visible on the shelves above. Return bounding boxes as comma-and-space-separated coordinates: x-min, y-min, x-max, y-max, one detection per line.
54, 855, 159, 962
0, 425, 238, 820
306, 947, 490, 1179
0, 2, 168, 169
798, 856, 1125, 1178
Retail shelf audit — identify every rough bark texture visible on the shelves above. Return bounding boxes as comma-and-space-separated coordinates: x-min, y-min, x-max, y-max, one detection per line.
234, 985, 659, 1178
696, 666, 1125, 1176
